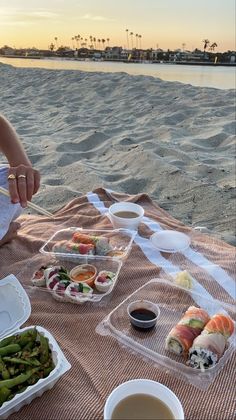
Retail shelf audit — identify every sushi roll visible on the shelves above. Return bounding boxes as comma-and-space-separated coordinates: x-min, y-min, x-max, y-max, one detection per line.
65, 282, 93, 303
165, 306, 210, 355
52, 279, 71, 302
189, 313, 234, 371
72, 232, 97, 245
94, 271, 116, 293
95, 237, 113, 256
44, 266, 70, 282
31, 266, 47, 286
46, 266, 70, 290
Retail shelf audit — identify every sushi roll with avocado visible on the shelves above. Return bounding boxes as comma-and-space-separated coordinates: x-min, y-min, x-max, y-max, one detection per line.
65, 282, 93, 303
46, 266, 70, 291
52, 279, 71, 302
94, 271, 115, 293
165, 306, 210, 356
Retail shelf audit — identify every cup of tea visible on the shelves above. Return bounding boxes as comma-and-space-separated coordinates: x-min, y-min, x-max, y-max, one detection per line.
108, 202, 144, 230
104, 379, 184, 419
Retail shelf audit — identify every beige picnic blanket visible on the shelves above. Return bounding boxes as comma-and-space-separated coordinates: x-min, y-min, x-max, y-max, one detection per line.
0, 188, 235, 419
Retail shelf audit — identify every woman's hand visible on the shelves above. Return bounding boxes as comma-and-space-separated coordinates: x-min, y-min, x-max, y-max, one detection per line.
8, 164, 40, 208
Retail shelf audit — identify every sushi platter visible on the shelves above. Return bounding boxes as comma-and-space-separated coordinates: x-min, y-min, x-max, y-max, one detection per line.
40, 228, 136, 261
19, 255, 123, 305
97, 279, 235, 390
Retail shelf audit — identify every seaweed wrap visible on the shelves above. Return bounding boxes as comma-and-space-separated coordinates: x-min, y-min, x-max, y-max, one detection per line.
189, 313, 234, 371
165, 306, 210, 355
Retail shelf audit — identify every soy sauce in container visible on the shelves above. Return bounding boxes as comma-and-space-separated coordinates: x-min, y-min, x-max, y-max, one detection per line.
127, 300, 160, 331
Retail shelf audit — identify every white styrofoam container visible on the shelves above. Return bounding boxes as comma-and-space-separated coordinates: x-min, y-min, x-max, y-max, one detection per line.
0, 275, 71, 419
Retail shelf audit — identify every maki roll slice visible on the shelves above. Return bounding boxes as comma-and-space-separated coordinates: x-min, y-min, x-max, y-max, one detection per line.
52, 279, 71, 302
46, 266, 70, 290
65, 282, 93, 303
165, 306, 210, 356
189, 313, 234, 371
94, 271, 116, 293
31, 266, 48, 286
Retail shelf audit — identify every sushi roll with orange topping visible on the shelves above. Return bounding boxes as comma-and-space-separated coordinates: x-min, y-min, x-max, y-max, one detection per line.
165, 306, 210, 356
189, 313, 234, 370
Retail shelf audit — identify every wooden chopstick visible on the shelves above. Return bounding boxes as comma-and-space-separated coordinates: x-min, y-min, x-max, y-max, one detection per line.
0, 186, 54, 218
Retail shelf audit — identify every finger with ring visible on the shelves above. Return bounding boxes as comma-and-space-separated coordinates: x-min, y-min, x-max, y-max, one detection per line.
18, 174, 27, 179
8, 174, 16, 180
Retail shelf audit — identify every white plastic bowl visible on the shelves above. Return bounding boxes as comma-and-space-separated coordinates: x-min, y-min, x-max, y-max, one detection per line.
104, 379, 184, 419
108, 202, 144, 230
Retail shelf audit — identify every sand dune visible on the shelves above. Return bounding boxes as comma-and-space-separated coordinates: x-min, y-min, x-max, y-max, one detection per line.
0, 63, 235, 244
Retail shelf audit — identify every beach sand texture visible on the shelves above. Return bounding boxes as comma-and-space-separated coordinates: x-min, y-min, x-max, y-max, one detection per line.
0, 63, 235, 244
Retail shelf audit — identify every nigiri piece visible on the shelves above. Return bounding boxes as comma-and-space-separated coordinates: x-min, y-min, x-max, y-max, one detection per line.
94, 271, 115, 293
204, 313, 234, 339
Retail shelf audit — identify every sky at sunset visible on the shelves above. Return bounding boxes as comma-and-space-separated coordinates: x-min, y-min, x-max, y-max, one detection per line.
1, 0, 235, 52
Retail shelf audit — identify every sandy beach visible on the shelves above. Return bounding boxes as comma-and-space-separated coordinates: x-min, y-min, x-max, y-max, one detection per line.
0, 62, 235, 244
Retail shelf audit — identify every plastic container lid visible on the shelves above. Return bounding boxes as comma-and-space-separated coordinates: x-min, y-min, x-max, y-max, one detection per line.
0, 274, 31, 339
0, 275, 71, 418
150, 230, 191, 253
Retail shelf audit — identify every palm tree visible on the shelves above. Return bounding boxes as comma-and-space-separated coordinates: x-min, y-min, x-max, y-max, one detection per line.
93, 37, 97, 49
98, 39, 101, 49
49, 43, 55, 51
102, 39, 106, 49
125, 29, 129, 49
107, 38, 110, 47
202, 39, 210, 55
130, 32, 134, 49
71, 37, 75, 49
182, 43, 186, 52
209, 42, 218, 51
139, 35, 142, 49
135, 34, 139, 49
54, 37, 58, 49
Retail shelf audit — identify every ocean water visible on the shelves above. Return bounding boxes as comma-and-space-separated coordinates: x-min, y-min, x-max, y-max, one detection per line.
0, 56, 235, 89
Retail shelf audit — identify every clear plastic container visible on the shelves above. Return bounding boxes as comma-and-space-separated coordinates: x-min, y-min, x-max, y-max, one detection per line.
40, 227, 136, 261
96, 279, 236, 390
0, 275, 71, 419
17, 254, 123, 305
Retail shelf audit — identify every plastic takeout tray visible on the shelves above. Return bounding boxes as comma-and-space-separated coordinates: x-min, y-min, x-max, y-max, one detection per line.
0, 275, 71, 418
40, 227, 136, 261
17, 254, 123, 305
96, 279, 236, 390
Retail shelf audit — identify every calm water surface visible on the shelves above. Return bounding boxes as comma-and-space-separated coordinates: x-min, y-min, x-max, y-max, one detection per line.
0, 57, 235, 89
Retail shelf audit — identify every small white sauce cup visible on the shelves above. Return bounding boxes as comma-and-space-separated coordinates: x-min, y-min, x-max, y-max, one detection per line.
104, 379, 184, 419
108, 202, 144, 230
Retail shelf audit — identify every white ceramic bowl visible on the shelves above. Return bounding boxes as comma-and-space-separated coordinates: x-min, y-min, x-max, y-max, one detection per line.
104, 379, 184, 420
108, 202, 144, 230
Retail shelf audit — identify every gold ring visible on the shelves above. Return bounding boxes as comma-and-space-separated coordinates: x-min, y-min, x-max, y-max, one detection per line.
18, 174, 27, 179
8, 174, 16, 180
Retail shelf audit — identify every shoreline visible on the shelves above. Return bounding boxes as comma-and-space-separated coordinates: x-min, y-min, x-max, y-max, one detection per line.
0, 63, 235, 245
1, 54, 236, 67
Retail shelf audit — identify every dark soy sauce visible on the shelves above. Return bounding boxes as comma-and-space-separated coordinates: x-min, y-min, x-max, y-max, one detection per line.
130, 308, 157, 331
